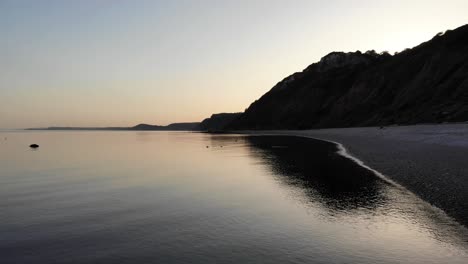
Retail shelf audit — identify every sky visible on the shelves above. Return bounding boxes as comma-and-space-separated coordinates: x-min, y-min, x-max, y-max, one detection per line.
1, 0, 467, 128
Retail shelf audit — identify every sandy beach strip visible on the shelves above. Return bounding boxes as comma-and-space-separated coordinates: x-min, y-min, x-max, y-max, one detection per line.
239, 123, 468, 227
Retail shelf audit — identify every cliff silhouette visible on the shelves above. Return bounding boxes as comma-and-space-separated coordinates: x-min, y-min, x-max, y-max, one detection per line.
225, 24, 468, 130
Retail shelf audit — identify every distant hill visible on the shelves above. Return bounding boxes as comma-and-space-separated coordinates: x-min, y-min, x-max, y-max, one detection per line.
28, 122, 201, 131
228, 24, 468, 129
132, 122, 200, 131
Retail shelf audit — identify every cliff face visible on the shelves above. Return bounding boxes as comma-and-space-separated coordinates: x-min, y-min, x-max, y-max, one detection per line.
228, 25, 468, 130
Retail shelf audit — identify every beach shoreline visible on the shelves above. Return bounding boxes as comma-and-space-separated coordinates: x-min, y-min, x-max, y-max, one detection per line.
235, 123, 468, 227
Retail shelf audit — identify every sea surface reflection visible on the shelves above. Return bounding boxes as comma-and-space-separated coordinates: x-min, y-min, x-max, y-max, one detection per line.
1, 131, 467, 264
246, 136, 387, 212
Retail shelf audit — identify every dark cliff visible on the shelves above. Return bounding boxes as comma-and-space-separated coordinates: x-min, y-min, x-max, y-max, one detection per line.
197, 113, 242, 131
228, 24, 468, 129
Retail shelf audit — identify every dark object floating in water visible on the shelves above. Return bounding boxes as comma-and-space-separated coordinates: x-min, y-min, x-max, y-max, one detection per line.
30, 144, 39, 148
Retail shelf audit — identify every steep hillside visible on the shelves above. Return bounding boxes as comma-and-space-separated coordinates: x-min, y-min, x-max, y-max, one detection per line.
228, 24, 468, 129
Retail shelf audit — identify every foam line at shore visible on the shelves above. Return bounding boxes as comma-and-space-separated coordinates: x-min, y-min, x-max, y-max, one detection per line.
249, 133, 403, 188
322, 138, 403, 188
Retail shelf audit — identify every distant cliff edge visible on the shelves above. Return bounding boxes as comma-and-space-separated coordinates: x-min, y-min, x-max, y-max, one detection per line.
197, 113, 242, 132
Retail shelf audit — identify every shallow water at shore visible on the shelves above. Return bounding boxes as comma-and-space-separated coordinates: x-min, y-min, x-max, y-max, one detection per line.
0, 131, 467, 263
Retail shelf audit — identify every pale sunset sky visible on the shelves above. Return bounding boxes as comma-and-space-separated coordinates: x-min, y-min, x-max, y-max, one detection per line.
1, 0, 467, 128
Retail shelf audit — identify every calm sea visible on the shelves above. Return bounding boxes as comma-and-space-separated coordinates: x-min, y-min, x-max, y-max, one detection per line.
0, 131, 467, 263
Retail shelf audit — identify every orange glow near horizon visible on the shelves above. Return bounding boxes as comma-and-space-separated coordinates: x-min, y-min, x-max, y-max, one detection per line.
1, 0, 467, 128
